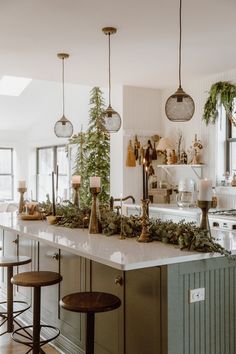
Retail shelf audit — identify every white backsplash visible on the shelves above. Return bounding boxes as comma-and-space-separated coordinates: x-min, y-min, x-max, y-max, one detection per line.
216, 187, 236, 209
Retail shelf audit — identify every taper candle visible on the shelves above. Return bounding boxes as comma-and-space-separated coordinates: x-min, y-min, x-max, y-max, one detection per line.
142, 158, 146, 199
52, 172, 56, 216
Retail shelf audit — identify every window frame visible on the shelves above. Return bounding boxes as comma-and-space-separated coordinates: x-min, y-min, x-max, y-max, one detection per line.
226, 119, 236, 173
0, 147, 14, 200
36, 144, 70, 201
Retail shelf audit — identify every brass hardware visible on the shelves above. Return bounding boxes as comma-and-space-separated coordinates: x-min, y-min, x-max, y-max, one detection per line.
52, 253, 59, 261
89, 187, 101, 234
137, 199, 153, 242
197, 200, 212, 231
12, 239, 19, 244
110, 195, 135, 211
57, 53, 69, 59
115, 276, 123, 286
17, 187, 27, 214
102, 27, 117, 35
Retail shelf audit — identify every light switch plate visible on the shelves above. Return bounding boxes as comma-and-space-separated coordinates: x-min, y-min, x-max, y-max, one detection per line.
189, 287, 205, 303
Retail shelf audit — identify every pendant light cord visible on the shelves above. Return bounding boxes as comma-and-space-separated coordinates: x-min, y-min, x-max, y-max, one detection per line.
62, 57, 65, 116
108, 32, 111, 106
179, 0, 182, 88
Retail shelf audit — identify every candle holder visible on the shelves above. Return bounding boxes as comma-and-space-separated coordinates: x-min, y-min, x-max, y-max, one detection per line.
17, 187, 27, 214
137, 199, 152, 242
89, 187, 101, 234
119, 214, 126, 240
197, 200, 212, 230
72, 182, 80, 207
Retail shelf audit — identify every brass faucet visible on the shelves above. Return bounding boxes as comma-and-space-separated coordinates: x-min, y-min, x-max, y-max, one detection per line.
110, 195, 135, 212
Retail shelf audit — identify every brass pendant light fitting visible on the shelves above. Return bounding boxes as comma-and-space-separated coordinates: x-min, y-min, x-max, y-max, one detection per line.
165, 0, 195, 122
101, 27, 121, 133
54, 53, 74, 138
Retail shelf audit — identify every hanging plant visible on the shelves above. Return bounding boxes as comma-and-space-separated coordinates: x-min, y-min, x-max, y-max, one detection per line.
203, 81, 236, 126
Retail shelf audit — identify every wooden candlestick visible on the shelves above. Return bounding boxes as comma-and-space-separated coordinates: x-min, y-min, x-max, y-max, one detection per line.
17, 187, 27, 214
89, 187, 101, 234
197, 200, 212, 230
137, 199, 152, 242
72, 183, 80, 207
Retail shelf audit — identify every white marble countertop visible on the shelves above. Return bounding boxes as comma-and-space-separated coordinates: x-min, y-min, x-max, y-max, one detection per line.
0, 212, 235, 271
124, 203, 202, 216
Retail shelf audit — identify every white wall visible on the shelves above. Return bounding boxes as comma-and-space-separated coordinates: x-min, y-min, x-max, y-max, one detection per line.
160, 69, 236, 185
122, 85, 162, 202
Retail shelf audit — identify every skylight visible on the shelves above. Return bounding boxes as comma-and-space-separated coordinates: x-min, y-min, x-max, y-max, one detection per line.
0, 75, 32, 96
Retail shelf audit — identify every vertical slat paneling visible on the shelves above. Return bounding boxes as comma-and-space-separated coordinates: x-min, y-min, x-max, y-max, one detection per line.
199, 272, 205, 354
224, 267, 230, 354
194, 272, 200, 354
170, 259, 236, 354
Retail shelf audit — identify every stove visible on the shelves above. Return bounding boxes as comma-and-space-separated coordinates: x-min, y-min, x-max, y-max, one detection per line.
209, 209, 236, 231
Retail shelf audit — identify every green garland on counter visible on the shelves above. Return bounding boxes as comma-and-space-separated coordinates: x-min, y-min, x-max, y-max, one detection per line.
38, 202, 233, 259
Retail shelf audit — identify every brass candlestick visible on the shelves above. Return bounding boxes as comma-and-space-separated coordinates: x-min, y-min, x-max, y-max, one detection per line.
18, 187, 27, 214
72, 183, 80, 207
197, 200, 212, 230
89, 187, 101, 234
137, 199, 152, 242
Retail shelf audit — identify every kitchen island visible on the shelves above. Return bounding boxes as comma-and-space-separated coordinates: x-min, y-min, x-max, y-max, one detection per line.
0, 212, 235, 354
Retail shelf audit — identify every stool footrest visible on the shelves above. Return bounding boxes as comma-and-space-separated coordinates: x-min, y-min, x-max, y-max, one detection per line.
12, 324, 60, 348
0, 300, 30, 316
0, 300, 31, 335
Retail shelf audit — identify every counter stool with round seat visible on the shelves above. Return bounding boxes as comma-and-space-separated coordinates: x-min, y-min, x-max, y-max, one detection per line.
60, 291, 121, 354
0, 256, 32, 335
11, 271, 62, 354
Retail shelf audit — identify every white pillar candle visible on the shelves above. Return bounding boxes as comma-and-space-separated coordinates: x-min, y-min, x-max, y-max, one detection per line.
71, 175, 81, 184
198, 178, 213, 201
18, 180, 26, 188
90, 176, 101, 188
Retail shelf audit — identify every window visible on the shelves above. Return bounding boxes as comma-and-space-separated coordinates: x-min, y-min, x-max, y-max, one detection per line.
36, 145, 70, 202
226, 117, 236, 174
0, 148, 14, 200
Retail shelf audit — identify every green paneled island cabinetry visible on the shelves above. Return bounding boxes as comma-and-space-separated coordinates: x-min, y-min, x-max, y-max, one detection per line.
0, 212, 235, 354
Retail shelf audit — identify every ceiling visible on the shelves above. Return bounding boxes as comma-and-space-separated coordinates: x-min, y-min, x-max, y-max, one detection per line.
0, 0, 236, 89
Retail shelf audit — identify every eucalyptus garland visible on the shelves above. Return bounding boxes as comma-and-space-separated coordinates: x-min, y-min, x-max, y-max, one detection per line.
203, 81, 236, 125
38, 202, 232, 259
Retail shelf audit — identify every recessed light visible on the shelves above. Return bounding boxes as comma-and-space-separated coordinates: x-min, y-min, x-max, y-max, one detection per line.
0, 75, 32, 96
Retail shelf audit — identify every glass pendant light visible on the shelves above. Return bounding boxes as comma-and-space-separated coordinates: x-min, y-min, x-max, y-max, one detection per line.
54, 53, 74, 138
102, 27, 121, 133
165, 0, 195, 122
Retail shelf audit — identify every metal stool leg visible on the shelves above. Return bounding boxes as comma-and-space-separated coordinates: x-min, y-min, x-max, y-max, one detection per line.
33, 287, 41, 354
7, 266, 13, 333
86, 312, 95, 354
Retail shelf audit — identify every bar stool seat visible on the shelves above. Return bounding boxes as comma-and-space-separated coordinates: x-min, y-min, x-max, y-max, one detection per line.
60, 291, 121, 354
0, 256, 31, 335
11, 271, 62, 354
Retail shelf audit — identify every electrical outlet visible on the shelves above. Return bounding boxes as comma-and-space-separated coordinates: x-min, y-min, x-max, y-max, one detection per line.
189, 288, 205, 303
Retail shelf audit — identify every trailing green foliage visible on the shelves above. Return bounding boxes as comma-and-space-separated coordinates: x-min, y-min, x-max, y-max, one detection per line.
203, 81, 236, 125
39, 201, 232, 259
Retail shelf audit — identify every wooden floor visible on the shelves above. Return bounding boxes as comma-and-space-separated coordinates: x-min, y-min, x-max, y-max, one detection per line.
0, 327, 61, 354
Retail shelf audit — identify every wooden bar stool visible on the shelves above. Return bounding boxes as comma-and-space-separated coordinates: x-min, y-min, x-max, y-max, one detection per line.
11, 271, 62, 354
60, 291, 121, 354
0, 256, 31, 335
